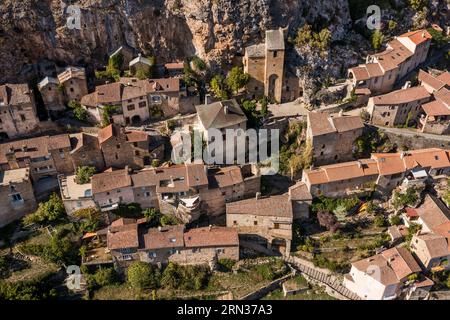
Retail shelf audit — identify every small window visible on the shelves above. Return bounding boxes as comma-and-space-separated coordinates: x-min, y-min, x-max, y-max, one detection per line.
20, 114, 26, 121
273, 51, 278, 58
254, 221, 258, 226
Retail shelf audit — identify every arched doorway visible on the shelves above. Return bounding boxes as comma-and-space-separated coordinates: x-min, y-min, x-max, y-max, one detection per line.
131, 115, 141, 125
268, 74, 279, 100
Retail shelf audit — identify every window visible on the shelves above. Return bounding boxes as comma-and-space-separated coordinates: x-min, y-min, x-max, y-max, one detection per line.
135, 151, 140, 156
127, 104, 135, 111
192, 248, 200, 253
116, 144, 121, 149
274, 223, 280, 229
144, 191, 151, 197
254, 221, 258, 226
273, 51, 278, 58
138, 101, 146, 108
117, 189, 121, 193
70, 88, 74, 92
233, 220, 237, 225
11, 193, 23, 202
148, 252, 156, 258
169, 238, 177, 243
169, 249, 177, 255
322, 144, 325, 149
20, 114, 26, 121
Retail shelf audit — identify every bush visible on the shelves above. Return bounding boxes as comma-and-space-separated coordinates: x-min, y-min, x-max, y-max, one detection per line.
374, 215, 387, 227
292, 24, 331, 54
371, 30, 384, 51
389, 215, 402, 226
114, 203, 142, 219
93, 268, 117, 287
217, 259, 236, 272
0, 273, 58, 300
127, 262, 160, 290
225, 67, 250, 95
392, 188, 418, 209
76, 166, 96, 184
160, 263, 210, 290
312, 255, 349, 273
160, 214, 181, 226
143, 208, 162, 227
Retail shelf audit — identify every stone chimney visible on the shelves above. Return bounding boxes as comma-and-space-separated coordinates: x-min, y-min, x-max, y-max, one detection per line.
224, 105, 229, 115
256, 192, 261, 200
422, 30, 425, 38
6, 147, 19, 169
158, 226, 162, 232
357, 161, 362, 169
209, 225, 212, 231
21, 144, 28, 152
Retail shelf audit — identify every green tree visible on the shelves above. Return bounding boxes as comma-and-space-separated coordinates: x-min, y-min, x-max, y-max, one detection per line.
388, 20, 397, 31
73, 105, 89, 122
93, 268, 117, 287
409, 0, 429, 11
160, 262, 180, 289
127, 261, 159, 290
114, 203, 142, 219
210, 75, 229, 99
135, 68, 148, 80
389, 215, 402, 226
23, 193, 66, 225
76, 166, 96, 184
225, 67, 250, 95
374, 215, 387, 227
371, 29, 384, 51
160, 214, 181, 226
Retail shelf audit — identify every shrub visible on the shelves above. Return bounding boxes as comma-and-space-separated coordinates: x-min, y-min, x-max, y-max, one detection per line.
374, 215, 387, 227
389, 215, 402, 226
392, 188, 418, 209
371, 29, 384, 51
127, 261, 160, 290
225, 67, 250, 95
93, 268, 117, 287
160, 214, 181, 226
217, 259, 236, 272
0, 273, 58, 300
114, 203, 142, 219
76, 166, 96, 184
143, 208, 162, 227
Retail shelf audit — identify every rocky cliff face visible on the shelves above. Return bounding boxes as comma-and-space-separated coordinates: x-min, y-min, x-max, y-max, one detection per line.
0, 0, 352, 83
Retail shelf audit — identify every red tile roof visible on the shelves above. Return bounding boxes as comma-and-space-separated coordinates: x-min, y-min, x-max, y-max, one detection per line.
184, 227, 239, 248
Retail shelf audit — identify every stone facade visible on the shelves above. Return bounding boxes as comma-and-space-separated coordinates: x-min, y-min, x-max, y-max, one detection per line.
243, 28, 286, 102
38, 77, 65, 118
57, 67, 88, 103
307, 113, 364, 166
0, 167, 37, 227
0, 83, 40, 140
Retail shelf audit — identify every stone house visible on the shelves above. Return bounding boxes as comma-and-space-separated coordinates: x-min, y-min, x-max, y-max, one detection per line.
302, 159, 379, 198
401, 194, 450, 233
243, 28, 286, 102
57, 67, 88, 103
419, 87, 450, 135
97, 124, 164, 170
38, 77, 65, 118
343, 247, 422, 300
81, 77, 186, 124
0, 83, 40, 140
129, 54, 152, 75
307, 113, 364, 166
410, 233, 450, 271
69, 132, 106, 171
303, 148, 450, 198
0, 167, 37, 227
367, 85, 431, 127
92, 168, 135, 212
58, 174, 96, 215
105, 219, 239, 268
418, 69, 450, 94
0, 134, 75, 182
288, 182, 312, 220
349, 29, 432, 96
226, 194, 294, 256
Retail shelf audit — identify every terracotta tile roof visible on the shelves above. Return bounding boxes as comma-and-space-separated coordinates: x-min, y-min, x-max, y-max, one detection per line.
48, 134, 71, 150
226, 194, 293, 218
304, 159, 379, 185
57, 67, 86, 83
418, 70, 447, 91
365, 63, 384, 76
92, 168, 132, 194
196, 99, 247, 130
436, 72, 450, 87
421, 100, 450, 116
288, 182, 312, 201
0, 136, 50, 164
431, 221, 450, 252
372, 153, 406, 175
0, 83, 33, 106
413, 233, 449, 258
142, 225, 185, 250
165, 62, 184, 70
97, 124, 119, 144
107, 222, 139, 250
331, 116, 364, 133
349, 66, 370, 81
155, 164, 208, 193
308, 112, 335, 136
405, 207, 419, 218
130, 169, 158, 188
371, 86, 430, 105
69, 132, 98, 154
352, 247, 421, 286
144, 78, 180, 93
126, 130, 149, 143
398, 29, 432, 45
208, 166, 243, 188
414, 194, 450, 230
434, 87, 450, 106
184, 226, 239, 248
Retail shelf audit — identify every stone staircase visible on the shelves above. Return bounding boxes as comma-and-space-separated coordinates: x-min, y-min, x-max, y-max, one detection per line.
284, 256, 361, 300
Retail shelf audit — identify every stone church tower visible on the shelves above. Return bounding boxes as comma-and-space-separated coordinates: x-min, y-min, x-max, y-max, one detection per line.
243, 28, 285, 103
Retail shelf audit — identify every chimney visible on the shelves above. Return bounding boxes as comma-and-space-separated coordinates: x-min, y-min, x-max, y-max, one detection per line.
400, 152, 406, 159
256, 192, 261, 200
158, 226, 162, 232
422, 30, 425, 38
21, 145, 28, 152
209, 225, 212, 231
338, 109, 344, 117
402, 81, 412, 89
204, 94, 212, 105
357, 161, 362, 169
224, 105, 229, 114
